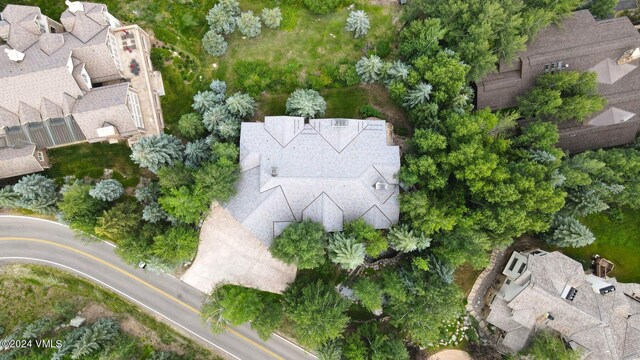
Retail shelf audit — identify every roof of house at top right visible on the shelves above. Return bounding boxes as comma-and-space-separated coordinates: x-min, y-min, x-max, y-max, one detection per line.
476, 10, 640, 153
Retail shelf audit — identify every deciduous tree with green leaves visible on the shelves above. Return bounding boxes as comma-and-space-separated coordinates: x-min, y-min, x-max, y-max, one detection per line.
95, 201, 141, 241
151, 225, 199, 265
344, 219, 388, 257
58, 182, 106, 233
518, 71, 606, 123
283, 279, 350, 348
270, 220, 326, 269
352, 278, 383, 313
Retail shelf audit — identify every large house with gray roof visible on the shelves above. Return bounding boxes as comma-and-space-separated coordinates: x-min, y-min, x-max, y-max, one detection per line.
476, 10, 640, 153
181, 117, 401, 294
226, 116, 401, 245
484, 250, 640, 359
0, 1, 164, 179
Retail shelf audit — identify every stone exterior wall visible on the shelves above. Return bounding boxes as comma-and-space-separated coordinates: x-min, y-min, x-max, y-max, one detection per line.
466, 248, 508, 340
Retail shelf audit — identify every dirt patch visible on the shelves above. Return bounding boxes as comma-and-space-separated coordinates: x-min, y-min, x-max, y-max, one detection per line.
79, 303, 186, 355
368, 0, 402, 6
361, 83, 412, 136
79, 303, 116, 324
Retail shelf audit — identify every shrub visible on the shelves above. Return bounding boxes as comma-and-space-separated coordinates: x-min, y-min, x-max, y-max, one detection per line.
202, 30, 228, 57
89, 179, 124, 202
304, 0, 341, 14
374, 38, 392, 58
359, 105, 382, 119
149, 47, 167, 71
236, 11, 262, 38
261, 7, 283, 29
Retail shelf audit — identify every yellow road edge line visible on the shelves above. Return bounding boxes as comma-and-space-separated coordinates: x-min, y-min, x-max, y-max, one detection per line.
0, 237, 284, 360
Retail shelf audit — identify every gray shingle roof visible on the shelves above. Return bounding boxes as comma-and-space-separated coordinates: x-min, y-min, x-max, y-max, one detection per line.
225, 116, 401, 246
0, 5, 42, 51
0, 143, 43, 178
487, 251, 640, 359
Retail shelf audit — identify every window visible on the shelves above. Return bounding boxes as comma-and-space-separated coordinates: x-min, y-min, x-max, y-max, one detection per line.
107, 33, 123, 71
544, 61, 566, 74
127, 91, 144, 128
333, 119, 348, 127
36, 151, 44, 162
518, 263, 527, 274
508, 259, 517, 272
506, 279, 511, 285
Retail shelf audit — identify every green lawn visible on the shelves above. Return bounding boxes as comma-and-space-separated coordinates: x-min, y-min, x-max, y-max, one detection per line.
44, 143, 145, 187
218, 1, 399, 88
560, 208, 640, 283
6, 1, 407, 181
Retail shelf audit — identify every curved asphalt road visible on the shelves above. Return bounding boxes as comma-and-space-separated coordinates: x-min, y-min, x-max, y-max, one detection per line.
0, 216, 316, 360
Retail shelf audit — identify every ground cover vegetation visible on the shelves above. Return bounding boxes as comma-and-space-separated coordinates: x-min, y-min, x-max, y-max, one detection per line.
0, 264, 217, 359
197, 1, 639, 358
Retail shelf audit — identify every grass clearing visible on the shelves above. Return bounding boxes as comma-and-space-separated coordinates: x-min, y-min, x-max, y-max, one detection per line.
559, 208, 640, 283
0, 264, 218, 359
43, 142, 146, 187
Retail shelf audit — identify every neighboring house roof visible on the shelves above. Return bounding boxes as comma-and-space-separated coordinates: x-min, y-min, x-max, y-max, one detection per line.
225, 116, 401, 246
72, 83, 136, 141
0, 143, 44, 178
0, 1, 163, 179
475, 10, 640, 153
486, 251, 640, 360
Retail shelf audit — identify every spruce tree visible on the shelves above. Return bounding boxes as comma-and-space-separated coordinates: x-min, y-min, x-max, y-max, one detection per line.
345, 10, 370, 38
130, 134, 184, 173
285, 89, 327, 119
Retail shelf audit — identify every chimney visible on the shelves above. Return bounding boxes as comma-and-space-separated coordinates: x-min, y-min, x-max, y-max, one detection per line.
4, 48, 25, 62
